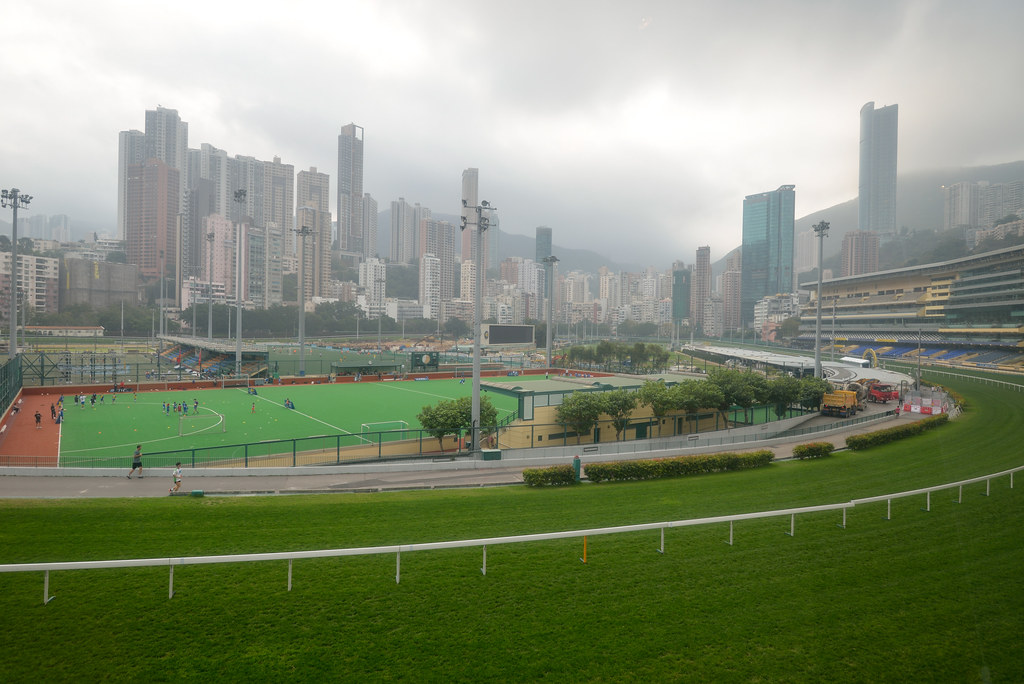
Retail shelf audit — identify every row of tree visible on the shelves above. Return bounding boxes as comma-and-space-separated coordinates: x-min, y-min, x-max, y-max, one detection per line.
561, 341, 672, 373
554, 369, 832, 443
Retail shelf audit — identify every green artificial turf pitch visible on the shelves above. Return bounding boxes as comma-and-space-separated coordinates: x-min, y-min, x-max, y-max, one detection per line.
57, 379, 519, 467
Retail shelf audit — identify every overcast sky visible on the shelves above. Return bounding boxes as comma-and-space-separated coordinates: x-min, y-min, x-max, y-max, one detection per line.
3, 0, 1023, 266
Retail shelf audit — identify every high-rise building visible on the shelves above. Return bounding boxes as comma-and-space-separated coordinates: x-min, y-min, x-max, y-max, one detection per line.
296, 167, 331, 299
460, 168, 489, 269
841, 231, 880, 277
116, 130, 146, 241
419, 253, 441, 320
859, 101, 898, 237
741, 185, 795, 327
337, 124, 364, 254
390, 198, 415, 264
690, 246, 711, 334
722, 248, 742, 333
419, 218, 456, 300
362, 193, 378, 259
671, 263, 690, 324
125, 158, 180, 282
358, 257, 387, 319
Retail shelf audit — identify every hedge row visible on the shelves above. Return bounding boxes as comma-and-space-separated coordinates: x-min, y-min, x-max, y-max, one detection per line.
845, 413, 950, 451
792, 442, 834, 460
522, 465, 577, 487
583, 449, 773, 483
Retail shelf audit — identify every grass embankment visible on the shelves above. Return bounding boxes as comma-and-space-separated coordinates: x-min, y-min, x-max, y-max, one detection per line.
0, 373, 1021, 681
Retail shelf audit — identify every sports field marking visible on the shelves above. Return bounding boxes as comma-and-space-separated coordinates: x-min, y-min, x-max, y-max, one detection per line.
371, 381, 515, 416
241, 389, 371, 443
61, 407, 226, 455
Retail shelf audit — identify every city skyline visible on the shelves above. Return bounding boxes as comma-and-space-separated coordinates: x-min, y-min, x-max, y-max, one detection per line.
4, 2, 1024, 265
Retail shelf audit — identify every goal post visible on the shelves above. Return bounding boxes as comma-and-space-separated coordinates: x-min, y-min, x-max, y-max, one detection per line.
360, 420, 411, 441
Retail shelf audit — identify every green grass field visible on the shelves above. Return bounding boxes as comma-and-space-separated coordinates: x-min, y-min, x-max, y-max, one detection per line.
0, 372, 1021, 680
57, 379, 520, 467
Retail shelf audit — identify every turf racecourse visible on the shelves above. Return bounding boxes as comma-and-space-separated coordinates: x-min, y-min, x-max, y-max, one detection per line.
57, 378, 521, 467
0, 373, 1021, 681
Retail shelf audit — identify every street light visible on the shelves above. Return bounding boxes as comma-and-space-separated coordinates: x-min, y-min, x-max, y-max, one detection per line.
460, 198, 496, 455
812, 220, 829, 378
291, 224, 314, 376
375, 276, 386, 352
542, 255, 559, 371
206, 232, 216, 342
1, 188, 31, 359
234, 189, 246, 377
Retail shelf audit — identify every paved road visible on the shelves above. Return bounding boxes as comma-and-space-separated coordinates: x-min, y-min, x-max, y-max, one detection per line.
0, 405, 928, 499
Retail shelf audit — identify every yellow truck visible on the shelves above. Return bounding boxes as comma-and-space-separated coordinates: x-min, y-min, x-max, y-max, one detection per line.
821, 390, 858, 418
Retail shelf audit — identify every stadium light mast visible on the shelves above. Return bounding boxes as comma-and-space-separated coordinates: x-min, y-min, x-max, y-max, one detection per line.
206, 232, 216, 342
234, 189, 246, 377
2, 188, 31, 359
292, 223, 314, 376
461, 198, 495, 455
542, 255, 559, 371
812, 220, 829, 378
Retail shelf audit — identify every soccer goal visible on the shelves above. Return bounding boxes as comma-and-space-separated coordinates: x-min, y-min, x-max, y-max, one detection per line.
360, 420, 411, 441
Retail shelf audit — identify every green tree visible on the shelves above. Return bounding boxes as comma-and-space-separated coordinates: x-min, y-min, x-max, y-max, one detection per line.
418, 400, 463, 453
798, 376, 833, 410
555, 391, 605, 444
766, 374, 802, 418
637, 380, 673, 437
602, 389, 637, 441
443, 317, 470, 340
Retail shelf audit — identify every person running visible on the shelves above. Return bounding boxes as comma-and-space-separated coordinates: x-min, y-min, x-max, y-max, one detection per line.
251, 402, 256, 413
193, 399, 199, 412
169, 462, 183, 494
127, 445, 143, 479
34, 411, 42, 429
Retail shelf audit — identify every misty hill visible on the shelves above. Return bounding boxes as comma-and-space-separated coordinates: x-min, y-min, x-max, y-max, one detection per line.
714, 159, 1024, 275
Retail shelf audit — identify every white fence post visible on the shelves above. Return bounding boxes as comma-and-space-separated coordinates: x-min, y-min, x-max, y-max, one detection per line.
288, 559, 293, 591
395, 550, 401, 584
481, 545, 487, 576
658, 528, 665, 554
169, 565, 174, 599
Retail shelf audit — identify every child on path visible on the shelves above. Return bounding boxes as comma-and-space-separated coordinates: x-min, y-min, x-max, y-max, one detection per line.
169, 462, 183, 494
127, 445, 143, 478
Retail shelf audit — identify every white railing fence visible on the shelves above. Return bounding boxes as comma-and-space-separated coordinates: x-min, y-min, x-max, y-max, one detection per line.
2, 464, 1021, 604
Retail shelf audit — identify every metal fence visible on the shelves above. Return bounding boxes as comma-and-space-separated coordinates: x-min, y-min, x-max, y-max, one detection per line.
2, 463, 1019, 603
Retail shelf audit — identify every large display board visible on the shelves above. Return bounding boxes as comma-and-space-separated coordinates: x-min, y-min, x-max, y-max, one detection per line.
481, 324, 535, 347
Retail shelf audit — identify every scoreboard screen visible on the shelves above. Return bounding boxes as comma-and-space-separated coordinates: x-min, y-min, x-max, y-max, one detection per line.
481, 324, 535, 347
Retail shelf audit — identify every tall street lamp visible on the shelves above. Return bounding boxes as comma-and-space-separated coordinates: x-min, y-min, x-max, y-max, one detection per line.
812, 220, 830, 378
461, 198, 495, 455
234, 189, 246, 377
2, 188, 31, 359
542, 255, 559, 370
292, 224, 314, 376
206, 232, 216, 341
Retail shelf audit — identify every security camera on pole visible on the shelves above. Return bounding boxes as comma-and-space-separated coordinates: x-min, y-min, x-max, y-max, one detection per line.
460, 197, 496, 456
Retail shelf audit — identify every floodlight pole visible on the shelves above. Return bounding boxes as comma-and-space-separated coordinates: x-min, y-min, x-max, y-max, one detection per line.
2, 188, 31, 359
461, 198, 495, 455
291, 224, 314, 376
206, 232, 215, 341
234, 189, 246, 377
812, 221, 829, 378
543, 255, 559, 371
158, 249, 165, 376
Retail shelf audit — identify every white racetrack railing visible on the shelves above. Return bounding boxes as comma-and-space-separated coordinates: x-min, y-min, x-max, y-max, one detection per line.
2, 464, 1021, 604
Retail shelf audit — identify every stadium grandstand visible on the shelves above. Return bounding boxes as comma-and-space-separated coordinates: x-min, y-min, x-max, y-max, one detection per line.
158, 335, 270, 379
796, 243, 1024, 371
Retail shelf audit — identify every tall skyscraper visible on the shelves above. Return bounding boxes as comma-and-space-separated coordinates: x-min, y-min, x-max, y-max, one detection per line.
690, 246, 711, 334
419, 253, 441, 320
741, 185, 795, 327
362, 193, 378, 259
460, 168, 489, 270
722, 248, 742, 333
859, 101, 898, 237
125, 158, 180, 282
390, 198, 415, 264
337, 124, 364, 254
296, 167, 331, 299
419, 218, 456, 300
117, 130, 146, 241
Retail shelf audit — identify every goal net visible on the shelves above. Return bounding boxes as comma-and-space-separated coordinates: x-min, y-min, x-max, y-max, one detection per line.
360, 420, 411, 441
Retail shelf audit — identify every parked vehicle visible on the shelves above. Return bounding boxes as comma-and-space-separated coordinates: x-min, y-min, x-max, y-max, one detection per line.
821, 390, 858, 418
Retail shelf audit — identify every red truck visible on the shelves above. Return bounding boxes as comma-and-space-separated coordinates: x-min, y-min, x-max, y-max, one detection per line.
866, 382, 899, 403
